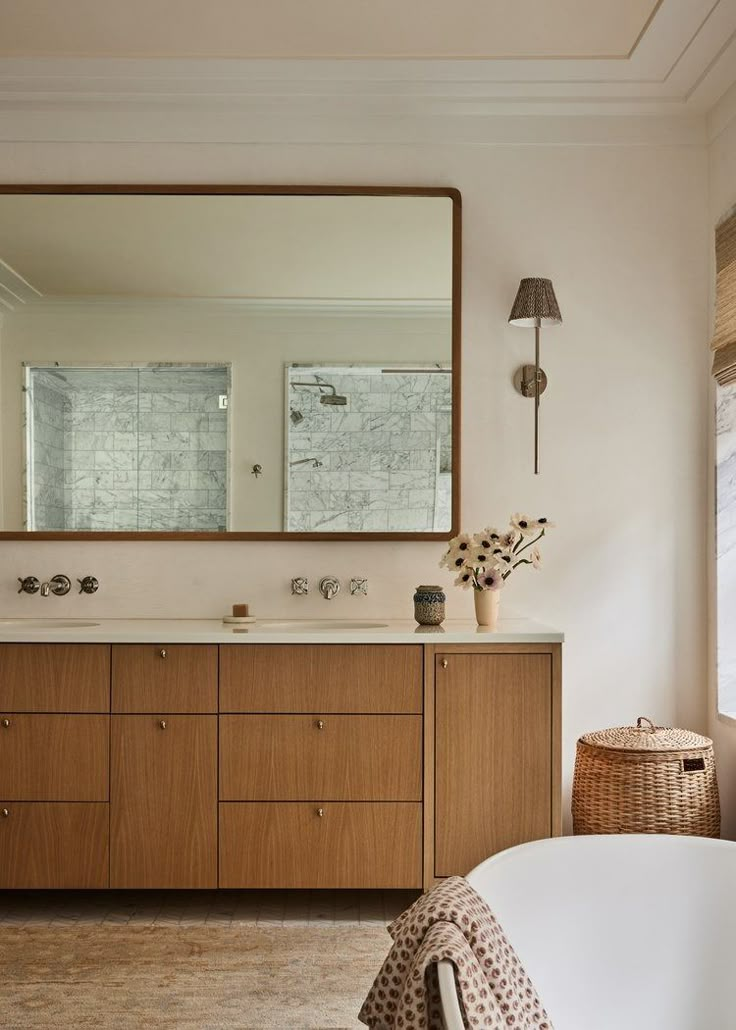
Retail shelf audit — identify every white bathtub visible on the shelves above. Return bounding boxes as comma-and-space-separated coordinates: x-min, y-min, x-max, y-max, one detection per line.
438, 834, 736, 1030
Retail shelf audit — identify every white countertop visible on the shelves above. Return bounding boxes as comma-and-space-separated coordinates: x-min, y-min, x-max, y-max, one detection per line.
0, 617, 563, 644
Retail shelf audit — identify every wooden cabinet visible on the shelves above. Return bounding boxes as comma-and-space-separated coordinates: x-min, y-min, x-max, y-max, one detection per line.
0, 803, 109, 888
110, 714, 217, 888
219, 802, 422, 888
220, 714, 422, 801
0, 643, 109, 712
220, 644, 422, 713
0, 714, 109, 801
0, 639, 560, 890
433, 649, 561, 878
112, 644, 218, 713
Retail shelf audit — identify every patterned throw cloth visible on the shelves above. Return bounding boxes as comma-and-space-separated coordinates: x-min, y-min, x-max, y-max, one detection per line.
358, 876, 553, 1030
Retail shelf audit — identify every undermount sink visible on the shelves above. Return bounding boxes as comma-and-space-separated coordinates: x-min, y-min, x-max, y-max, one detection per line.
257, 620, 388, 631
0, 619, 101, 629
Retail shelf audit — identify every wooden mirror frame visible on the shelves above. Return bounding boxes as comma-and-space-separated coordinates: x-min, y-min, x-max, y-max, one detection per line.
0, 184, 461, 542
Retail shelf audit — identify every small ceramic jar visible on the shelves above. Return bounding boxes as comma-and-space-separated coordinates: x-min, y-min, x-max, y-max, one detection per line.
413, 584, 446, 626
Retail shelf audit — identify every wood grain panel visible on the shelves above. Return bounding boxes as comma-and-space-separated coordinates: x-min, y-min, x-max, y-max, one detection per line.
219, 802, 422, 888
112, 644, 218, 713
435, 653, 552, 876
219, 645, 422, 713
0, 714, 109, 800
0, 644, 110, 712
220, 715, 422, 801
0, 803, 108, 888
110, 715, 217, 888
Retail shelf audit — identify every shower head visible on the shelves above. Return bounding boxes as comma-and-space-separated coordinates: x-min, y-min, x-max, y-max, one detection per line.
319, 385, 347, 406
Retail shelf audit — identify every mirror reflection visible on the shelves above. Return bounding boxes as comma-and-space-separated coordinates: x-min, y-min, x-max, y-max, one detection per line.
0, 191, 456, 536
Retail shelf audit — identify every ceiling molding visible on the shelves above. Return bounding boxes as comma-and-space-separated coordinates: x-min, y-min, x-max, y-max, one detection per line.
0, 3, 733, 142
12, 297, 452, 318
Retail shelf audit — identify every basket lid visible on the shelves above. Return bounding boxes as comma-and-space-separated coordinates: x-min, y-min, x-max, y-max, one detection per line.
579, 716, 712, 753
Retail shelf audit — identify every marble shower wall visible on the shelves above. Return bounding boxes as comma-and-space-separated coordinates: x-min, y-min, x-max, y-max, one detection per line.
29, 371, 68, 530
286, 367, 452, 532
28, 367, 229, 531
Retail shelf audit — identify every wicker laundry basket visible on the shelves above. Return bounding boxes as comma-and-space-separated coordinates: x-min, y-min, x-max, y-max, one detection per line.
572, 716, 720, 838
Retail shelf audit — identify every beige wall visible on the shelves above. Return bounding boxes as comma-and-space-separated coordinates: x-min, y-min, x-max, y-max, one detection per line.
0, 136, 710, 831
0, 300, 450, 530
709, 93, 736, 838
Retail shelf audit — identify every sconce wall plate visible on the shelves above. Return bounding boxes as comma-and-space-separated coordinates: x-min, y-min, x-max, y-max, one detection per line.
513, 365, 548, 399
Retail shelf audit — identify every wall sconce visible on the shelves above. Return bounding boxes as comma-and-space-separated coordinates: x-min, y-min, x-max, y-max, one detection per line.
508, 277, 562, 475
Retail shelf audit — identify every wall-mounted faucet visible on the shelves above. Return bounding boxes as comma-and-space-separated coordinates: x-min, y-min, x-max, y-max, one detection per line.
40, 574, 71, 597
319, 576, 341, 600
17, 574, 97, 596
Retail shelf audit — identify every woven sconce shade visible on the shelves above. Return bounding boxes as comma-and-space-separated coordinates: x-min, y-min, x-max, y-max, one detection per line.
508, 277, 562, 327
712, 210, 736, 385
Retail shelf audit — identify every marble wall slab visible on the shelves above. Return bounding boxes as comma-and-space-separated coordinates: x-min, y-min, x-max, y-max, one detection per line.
285, 367, 452, 532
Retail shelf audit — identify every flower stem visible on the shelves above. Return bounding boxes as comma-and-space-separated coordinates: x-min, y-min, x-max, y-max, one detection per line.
513, 528, 545, 558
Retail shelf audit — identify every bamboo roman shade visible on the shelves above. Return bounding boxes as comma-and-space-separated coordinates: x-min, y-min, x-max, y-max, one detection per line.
712, 209, 736, 385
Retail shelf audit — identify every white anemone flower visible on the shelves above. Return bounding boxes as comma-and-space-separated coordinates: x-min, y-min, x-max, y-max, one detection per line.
511, 514, 554, 533
440, 532, 474, 571
530, 546, 542, 569
454, 569, 475, 590
476, 567, 503, 591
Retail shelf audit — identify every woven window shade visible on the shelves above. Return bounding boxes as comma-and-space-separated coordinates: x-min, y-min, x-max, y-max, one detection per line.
712, 209, 736, 385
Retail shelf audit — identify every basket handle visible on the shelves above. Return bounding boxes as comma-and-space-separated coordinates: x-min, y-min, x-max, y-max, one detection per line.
636, 716, 656, 732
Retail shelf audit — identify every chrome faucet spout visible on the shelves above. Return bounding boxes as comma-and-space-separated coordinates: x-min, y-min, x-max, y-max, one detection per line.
40, 582, 51, 597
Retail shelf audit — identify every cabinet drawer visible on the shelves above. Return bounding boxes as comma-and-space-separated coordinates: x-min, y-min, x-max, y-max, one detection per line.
112, 644, 218, 713
220, 714, 422, 801
219, 645, 422, 713
0, 644, 110, 712
0, 714, 109, 801
219, 802, 422, 888
0, 803, 109, 888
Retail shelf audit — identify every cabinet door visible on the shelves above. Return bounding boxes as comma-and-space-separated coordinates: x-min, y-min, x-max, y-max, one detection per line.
0, 803, 109, 888
435, 653, 553, 876
111, 715, 217, 888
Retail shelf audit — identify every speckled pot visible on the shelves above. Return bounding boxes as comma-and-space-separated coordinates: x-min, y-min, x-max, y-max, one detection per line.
413, 584, 446, 626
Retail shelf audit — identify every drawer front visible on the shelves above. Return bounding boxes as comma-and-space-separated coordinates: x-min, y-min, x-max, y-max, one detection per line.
0, 803, 109, 888
219, 802, 422, 888
219, 645, 422, 713
0, 714, 109, 800
112, 644, 218, 713
0, 644, 110, 712
220, 714, 422, 801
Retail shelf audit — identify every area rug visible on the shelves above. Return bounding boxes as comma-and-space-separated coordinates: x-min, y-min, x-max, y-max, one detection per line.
0, 924, 389, 1029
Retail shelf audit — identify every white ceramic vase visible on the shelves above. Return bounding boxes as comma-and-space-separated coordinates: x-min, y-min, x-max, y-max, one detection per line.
474, 588, 501, 628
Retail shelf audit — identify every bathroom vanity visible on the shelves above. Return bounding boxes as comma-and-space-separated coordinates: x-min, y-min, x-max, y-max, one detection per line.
0, 620, 561, 891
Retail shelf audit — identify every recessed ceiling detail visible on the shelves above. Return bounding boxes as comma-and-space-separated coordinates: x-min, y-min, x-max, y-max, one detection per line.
0, 0, 661, 61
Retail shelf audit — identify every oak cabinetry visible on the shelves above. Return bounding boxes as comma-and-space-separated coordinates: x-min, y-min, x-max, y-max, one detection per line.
432, 649, 561, 878
0, 638, 561, 890
0, 643, 109, 712
112, 644, 218, 713
0, 803, 109, 888
220, 714, 422, 801
220, 644, 422, 713
0, 714, 109, 801
219, 802, 423, 889
110, 715, 218, 888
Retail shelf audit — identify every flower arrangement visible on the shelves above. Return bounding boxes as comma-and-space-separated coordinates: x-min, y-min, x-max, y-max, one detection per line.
439, 514, 553, 592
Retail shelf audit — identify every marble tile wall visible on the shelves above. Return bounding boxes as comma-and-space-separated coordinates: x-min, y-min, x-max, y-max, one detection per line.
29, 373, 68, 530
29, 368, 229, 532
286, 368, 452, 532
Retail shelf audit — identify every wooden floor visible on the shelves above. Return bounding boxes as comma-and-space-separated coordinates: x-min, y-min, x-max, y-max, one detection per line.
0, 888, 418, 927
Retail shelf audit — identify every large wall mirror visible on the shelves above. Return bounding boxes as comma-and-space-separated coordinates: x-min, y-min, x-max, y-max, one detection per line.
0, 186, 460, 540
